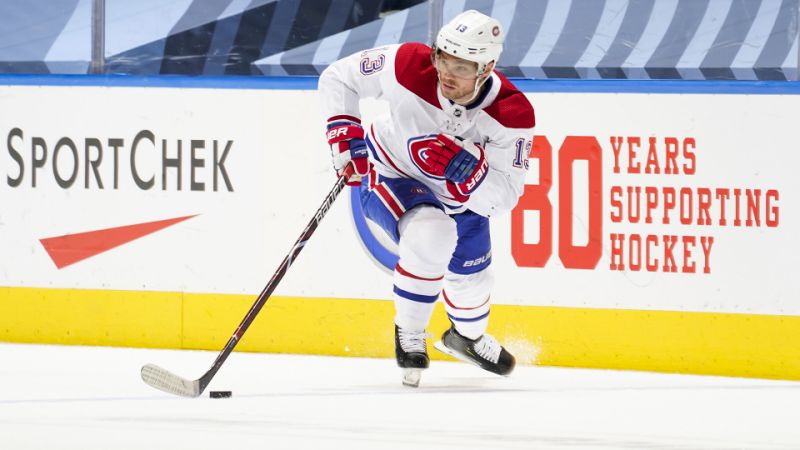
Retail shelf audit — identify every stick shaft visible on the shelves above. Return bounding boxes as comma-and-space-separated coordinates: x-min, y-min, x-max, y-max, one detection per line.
197, 172, 350, 391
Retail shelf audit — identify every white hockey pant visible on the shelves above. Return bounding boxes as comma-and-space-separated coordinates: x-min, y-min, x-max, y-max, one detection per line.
393, 205, 493, 339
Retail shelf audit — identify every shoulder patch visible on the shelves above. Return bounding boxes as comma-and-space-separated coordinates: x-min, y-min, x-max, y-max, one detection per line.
483, 73, 536, 129
395, 43, 440, 109
359, 53, 385, 75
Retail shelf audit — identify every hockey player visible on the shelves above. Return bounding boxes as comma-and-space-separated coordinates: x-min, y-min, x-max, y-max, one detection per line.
319, 10, 535, 387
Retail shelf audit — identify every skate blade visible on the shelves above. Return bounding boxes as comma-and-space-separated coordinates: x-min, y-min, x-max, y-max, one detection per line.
402, 368, 422, 388
433, 341, 482, 368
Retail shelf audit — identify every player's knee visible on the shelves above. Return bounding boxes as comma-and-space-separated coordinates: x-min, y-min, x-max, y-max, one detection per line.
397, 205, 457, 274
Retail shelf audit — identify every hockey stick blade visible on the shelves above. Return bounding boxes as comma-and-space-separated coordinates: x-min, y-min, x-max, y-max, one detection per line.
141, 364, 202, 398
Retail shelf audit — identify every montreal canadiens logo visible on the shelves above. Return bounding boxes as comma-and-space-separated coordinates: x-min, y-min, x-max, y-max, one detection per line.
407, 135, 444, 180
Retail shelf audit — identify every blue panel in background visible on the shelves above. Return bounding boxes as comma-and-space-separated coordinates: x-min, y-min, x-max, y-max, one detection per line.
1, 0, 796, 80
0, 0, 81, 60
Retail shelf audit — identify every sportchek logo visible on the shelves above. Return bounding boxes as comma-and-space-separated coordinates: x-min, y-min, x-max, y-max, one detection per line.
5, 128, 234, 192
39, 215, 197, 269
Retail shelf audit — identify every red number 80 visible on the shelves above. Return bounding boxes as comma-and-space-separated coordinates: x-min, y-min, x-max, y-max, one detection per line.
511, 136, 603, 270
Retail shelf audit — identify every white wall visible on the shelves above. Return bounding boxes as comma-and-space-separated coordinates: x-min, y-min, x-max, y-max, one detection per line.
0, 85, 796, 315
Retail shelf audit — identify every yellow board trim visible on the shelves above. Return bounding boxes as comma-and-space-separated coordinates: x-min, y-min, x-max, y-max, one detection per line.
2, 286, 799, 380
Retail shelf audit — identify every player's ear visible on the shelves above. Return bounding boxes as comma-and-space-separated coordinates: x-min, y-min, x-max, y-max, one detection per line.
481, 61, 496, 79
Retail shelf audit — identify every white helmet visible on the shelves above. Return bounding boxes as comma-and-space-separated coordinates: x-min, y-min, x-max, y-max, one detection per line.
434, 10, 504, 76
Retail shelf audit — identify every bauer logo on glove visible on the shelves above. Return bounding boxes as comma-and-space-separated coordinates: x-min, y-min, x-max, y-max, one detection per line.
326, 116, 370, 186
428, 133, 489, 202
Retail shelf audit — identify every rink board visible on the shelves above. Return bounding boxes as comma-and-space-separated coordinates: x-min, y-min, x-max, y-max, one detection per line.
0, 77, 798, 380
0, 288, 800, 379
2, 286, 800, 380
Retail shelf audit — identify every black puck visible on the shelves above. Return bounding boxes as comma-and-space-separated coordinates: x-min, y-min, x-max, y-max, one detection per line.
209, 390, 232, 398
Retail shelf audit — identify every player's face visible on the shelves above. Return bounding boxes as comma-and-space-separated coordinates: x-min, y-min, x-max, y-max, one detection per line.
434, 51, 490, 104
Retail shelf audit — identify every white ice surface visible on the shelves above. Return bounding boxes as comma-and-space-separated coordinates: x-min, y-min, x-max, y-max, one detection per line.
1, 343, 799, 450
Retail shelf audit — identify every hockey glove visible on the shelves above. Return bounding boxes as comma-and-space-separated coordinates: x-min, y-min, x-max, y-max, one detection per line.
327, 118, 369, 186
430, 134, 489, 202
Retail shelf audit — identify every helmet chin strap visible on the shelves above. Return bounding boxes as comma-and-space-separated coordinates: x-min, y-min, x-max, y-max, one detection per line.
466, 67, 491, 104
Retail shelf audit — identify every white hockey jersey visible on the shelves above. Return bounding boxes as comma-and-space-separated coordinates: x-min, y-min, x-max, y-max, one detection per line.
319, 43, 535, 217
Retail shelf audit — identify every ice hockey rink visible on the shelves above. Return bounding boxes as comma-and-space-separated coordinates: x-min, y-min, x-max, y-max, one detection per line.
1, 343, 798, 450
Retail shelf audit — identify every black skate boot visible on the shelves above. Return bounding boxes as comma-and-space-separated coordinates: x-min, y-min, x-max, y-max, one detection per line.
434, 324, 515, 376
395, 325, 429, 387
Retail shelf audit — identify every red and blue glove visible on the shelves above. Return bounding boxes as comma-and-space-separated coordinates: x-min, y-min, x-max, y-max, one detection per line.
426, 134, 489, 202
326, 116, 369, 186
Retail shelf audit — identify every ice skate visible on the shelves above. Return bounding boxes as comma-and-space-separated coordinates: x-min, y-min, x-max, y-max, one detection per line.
394, 325, 429, 387
434, 324, 515, 376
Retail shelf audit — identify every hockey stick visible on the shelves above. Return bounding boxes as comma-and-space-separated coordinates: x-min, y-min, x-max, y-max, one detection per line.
141, 166, 355, 397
